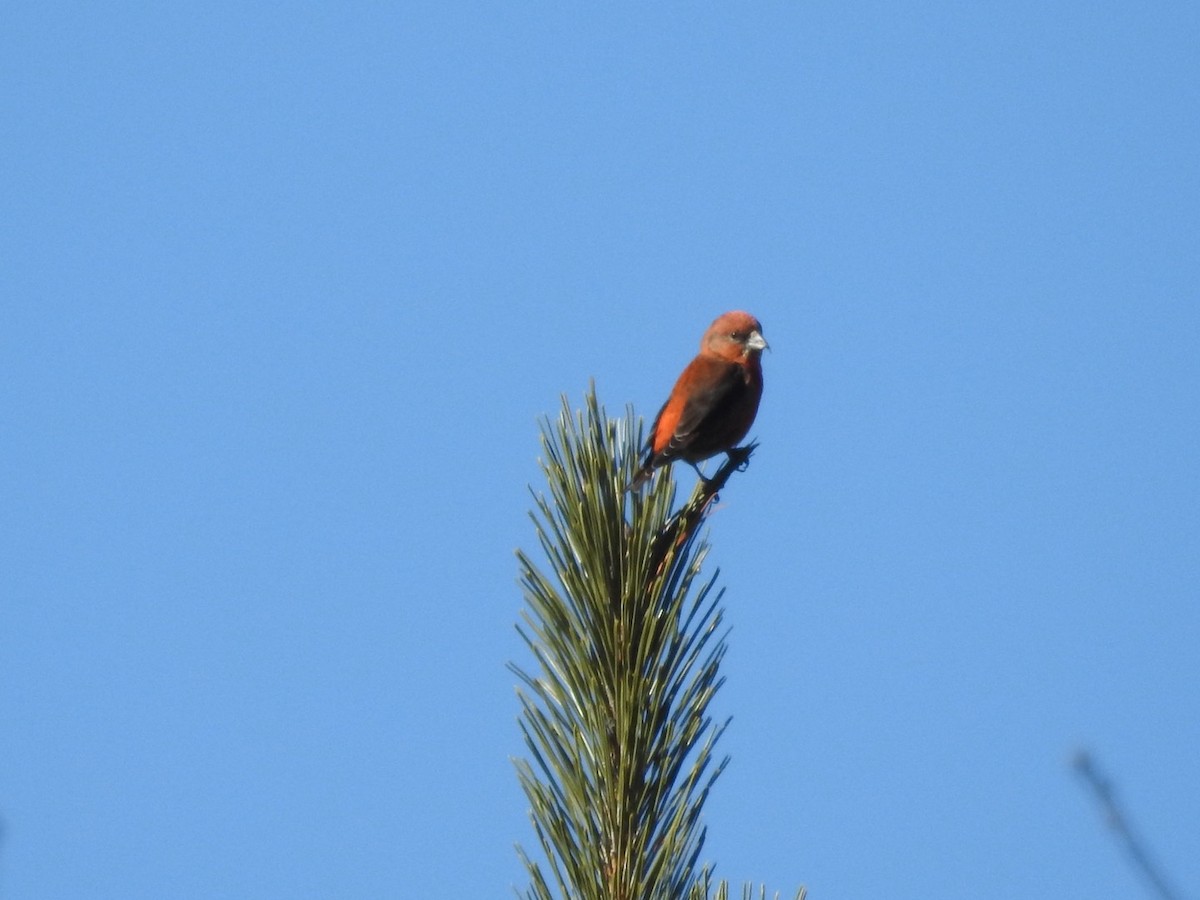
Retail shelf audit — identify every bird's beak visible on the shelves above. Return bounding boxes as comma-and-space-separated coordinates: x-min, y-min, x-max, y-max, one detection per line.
746, 330, 768, 352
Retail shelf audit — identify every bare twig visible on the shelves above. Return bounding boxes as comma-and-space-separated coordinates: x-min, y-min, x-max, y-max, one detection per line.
649, 444, 757, 564
1072, 750, 1184, 900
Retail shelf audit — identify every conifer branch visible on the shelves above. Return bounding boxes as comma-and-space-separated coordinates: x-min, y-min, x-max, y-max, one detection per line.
511, 387, 802, 900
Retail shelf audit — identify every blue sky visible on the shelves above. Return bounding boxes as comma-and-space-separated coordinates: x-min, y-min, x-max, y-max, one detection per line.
3, 3, 1198, 898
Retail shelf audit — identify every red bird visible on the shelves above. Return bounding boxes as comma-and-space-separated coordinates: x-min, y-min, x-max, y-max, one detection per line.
629, 311, 767, 490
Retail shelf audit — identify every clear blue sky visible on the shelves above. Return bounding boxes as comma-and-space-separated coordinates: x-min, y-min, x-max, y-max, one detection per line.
3, 4, 1197, 898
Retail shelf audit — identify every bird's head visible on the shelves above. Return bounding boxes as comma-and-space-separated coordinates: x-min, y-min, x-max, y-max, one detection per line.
703, 310, 768, 362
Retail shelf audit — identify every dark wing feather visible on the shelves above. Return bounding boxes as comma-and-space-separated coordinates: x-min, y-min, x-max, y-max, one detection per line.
657, 358, 747, 462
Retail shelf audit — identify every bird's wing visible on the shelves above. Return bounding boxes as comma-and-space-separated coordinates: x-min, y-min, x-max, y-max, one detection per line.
656, 357, 745, 460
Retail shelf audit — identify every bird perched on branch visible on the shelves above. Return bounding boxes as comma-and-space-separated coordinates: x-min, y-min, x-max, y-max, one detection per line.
628, 310, 767, 490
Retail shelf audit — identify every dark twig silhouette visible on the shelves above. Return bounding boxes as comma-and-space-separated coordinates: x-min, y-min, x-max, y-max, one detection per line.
1072, 750, 1184, 900
648, 444, 756, 565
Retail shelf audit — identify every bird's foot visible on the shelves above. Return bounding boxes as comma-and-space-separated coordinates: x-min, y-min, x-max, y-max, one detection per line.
728, 444, 756, 472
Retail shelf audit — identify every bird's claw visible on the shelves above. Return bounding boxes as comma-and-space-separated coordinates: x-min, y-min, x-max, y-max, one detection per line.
728, 444, 755, 472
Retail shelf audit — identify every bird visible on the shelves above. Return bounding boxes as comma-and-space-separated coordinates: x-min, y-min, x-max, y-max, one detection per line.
628, 310, 767, 490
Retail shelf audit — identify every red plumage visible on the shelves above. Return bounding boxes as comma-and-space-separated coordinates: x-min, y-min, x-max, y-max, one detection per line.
629, 311, 767, 490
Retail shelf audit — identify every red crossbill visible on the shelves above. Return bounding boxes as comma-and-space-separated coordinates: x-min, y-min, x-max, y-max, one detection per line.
629, 310, 767, 490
